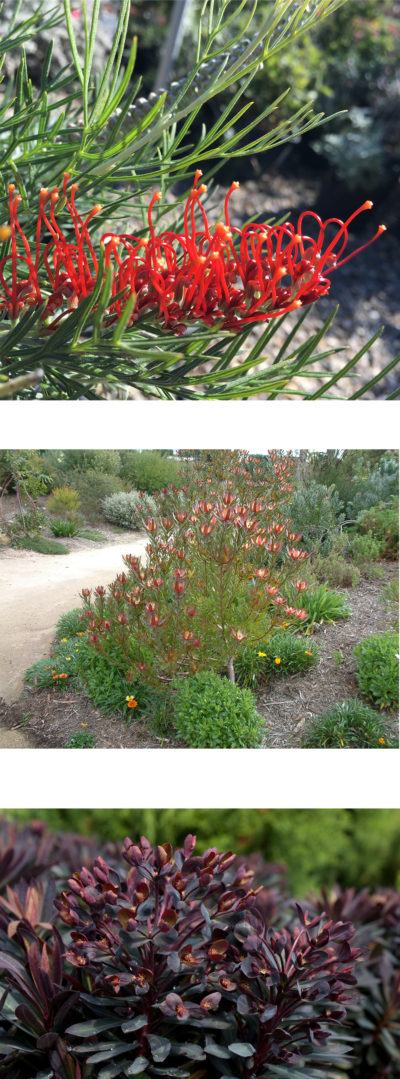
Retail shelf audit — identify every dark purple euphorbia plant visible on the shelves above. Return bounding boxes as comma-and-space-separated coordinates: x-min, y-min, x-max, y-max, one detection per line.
0, 831, 362, 1079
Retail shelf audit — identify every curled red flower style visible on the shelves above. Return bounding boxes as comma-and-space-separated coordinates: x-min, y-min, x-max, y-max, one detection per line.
0, 172, 386, 335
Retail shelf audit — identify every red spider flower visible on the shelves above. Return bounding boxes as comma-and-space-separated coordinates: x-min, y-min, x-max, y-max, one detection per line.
0, 172, 386, 336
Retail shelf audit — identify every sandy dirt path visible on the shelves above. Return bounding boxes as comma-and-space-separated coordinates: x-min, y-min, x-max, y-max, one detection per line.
0, 534, 148, 715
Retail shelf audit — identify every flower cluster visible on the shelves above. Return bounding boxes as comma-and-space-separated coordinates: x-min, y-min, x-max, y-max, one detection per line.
0, 172, 385, 334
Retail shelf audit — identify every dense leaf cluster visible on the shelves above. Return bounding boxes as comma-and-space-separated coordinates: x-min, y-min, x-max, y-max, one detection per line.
0, 821, 363, 1079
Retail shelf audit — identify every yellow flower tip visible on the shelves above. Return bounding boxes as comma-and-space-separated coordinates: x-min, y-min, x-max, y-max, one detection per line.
257, 651, 267, 657
61, 637, 68, 642
378, 224, 387, 234
305, 650, 312, 655
81, 723, 87, 727
379, 738, 385, 745
293, 300, 303, 308
364, 199, 373, 209
274, 657, 281, 664
93, 204, 102, 214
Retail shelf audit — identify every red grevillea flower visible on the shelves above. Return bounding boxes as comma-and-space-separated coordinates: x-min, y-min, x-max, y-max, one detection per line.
0, 171, 386, 334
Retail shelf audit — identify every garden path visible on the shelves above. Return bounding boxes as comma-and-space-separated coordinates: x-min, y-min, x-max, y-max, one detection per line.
0, 533, 148, 716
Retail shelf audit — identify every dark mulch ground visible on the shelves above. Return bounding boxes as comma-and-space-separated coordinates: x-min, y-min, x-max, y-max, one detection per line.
0, 564, 397, 750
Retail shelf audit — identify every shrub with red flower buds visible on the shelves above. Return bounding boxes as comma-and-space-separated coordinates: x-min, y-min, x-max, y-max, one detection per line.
80, 451, 310, 686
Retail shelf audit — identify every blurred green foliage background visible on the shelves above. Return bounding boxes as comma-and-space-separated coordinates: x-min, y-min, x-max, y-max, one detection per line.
4, 809, 400, 896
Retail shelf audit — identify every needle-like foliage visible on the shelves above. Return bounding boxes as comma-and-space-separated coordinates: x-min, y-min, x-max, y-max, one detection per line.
0, 0, 397, 399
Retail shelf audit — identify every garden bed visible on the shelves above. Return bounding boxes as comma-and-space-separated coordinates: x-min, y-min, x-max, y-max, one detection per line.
0, 564, 397, 750
258, 564, 399, 747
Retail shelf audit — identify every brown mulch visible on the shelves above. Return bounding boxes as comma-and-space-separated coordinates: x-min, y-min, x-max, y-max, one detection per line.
258, 564, 399, 748
0, 565, 398, 750
0, 690, 184, 750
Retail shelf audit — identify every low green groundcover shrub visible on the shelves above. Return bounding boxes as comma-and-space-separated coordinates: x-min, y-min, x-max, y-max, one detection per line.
235, 631, 319, 687
302, 698, 397, 748
11, 534, 68, 555
66, 730, 96, 748
172, 670, 263, 747
56, 607, 84, 639
102, 489, 156, 529
24, 638, 81, 691
354, 632, 399, 710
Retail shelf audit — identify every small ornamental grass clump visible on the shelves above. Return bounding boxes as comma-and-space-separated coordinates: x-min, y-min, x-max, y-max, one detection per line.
301, 697, 398, 749
172, 670, 263, 747
285, 582, 351, 631
49, 516, 81, 537
353, 632, 399, 711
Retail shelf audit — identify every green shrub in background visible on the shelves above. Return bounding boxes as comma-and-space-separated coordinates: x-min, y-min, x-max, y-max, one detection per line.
102, 490, 157, 529
5, 808, 400, 896
47, 486, 82, 518
355, 502, 399, 559
7, 507, 46, 536
287, 480, 344, 554
60, 449, 122, 476
119, 451, 180, 493
0, 450, 54, 498
172, 671, 263, 748
70, 470, 125, 522
354, 632, 399, 710
302, 698, 397, 749
235, 632, 319, 688
312, 550, 361, 589
350, 530, 382, 565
